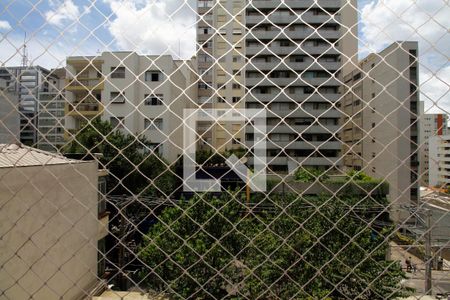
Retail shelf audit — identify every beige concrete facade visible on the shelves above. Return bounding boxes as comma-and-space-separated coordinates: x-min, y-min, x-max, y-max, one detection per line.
429, 134, 450, 188
65, 52, 197, 163
341, 41, 420, 221
37, 68, 66, 152
0, 145, 100, 300
197, 0, 246, 151
244, 0, 358, 172
0, 79, 20, 144
419, 102, 449, 186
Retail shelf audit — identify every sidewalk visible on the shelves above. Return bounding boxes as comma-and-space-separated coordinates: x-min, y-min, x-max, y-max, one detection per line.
391, 242, 450, 297
390, 241, 425, 271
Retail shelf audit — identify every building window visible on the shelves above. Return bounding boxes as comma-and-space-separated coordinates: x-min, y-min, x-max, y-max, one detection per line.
232, 138, 241, 144
110, 91, 125, 103
110, 116, 124, 128
232, 83, 241, 89
148, 143, 163, 155
232, 97, 241, 103
198, 97, 211, 103
198, 82, 209, 89
145, 71, 163, 82
372, 123, 375, 128
111, 67, 125, 79
198, 0, 212, 8
145, 118, 163, 130
203, 41, 213, 49
304, 87, 314, 94
145, 94, 163, 105
290, 56, 304, 62
218, 97, 226, 103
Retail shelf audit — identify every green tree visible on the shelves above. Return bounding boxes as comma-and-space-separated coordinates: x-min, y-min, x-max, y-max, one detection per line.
64, 118, 176, 196
294, 167, 330, 182
138, 192, 412, 299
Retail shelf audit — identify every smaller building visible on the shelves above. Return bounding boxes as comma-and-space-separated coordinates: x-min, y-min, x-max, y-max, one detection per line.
37, 68, 66, 151
0, 144, 108, 300
340, 41, 420, 222
65, 52, 197, 162
429, 134, 450, 189
419, 102, 449, 186
0, 66, 58, 146
0, 79, 20, 143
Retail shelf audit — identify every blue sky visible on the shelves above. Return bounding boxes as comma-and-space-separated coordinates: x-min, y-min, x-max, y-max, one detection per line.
0, 0, 448, 113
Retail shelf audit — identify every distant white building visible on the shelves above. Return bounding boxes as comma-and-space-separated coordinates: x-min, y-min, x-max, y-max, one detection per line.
429, 134, 450, 188
36, 68, 66, 152
0, 144, 107, 300
419, 102, 449, 186
65, 52, 197, 162
0, 79, 20, 143
0, 66, 59, 146
341, 41, 420, 222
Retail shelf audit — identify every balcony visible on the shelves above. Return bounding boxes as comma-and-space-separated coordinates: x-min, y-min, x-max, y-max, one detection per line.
246, 76, 340, 87
246, 13, 339, 25
65, 101, 104, 118
246, 61, 341, 72
248, 0, 341, 9
247, 29, 340, 41
246, 45, 340, 56
247, 93, 340, 103
66, 77, 105, 92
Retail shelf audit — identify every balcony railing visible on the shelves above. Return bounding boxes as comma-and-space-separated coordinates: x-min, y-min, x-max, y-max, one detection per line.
65, 101, 103, 117
66, 77, 105, 91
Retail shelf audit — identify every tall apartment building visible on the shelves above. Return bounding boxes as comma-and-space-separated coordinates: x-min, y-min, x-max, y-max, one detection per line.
65, 52, 197, 162
37, 68, 66, 151
341, 41, 420, 221
197, 0, 246, 152
0, 66, 58, 146
419, 102, 449, 186
244, 0, 357, 173
0, 79, 20, 143
429, 134, 450, 189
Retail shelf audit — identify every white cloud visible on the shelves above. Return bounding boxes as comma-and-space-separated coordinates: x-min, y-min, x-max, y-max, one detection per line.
45, 0, 80, 26
360, 0, 450, 114
0, 33, 93, 69
104, 0, 196, 59
0, 20, 12, 31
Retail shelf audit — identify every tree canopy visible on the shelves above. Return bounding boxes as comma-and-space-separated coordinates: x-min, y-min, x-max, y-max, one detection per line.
64, 118, 177, 196
138, 192, 412, 299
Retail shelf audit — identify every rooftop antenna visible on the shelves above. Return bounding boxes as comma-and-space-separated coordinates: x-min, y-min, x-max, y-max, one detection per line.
21, 32, 28, 67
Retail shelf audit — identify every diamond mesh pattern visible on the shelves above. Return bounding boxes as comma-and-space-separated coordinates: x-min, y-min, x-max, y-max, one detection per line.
0, 0, 449, 299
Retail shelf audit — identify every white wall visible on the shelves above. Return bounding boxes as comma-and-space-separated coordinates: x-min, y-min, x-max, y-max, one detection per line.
0, 161, 99, 300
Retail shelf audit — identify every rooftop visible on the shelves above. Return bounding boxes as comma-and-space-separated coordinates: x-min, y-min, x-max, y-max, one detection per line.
0, 144, 87, 168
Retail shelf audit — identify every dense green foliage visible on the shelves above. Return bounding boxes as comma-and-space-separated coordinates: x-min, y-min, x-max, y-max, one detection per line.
64, 118, 176, 196
139, 192, 411, 299
344, 170, 378, 183
294, 167, 329, 182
